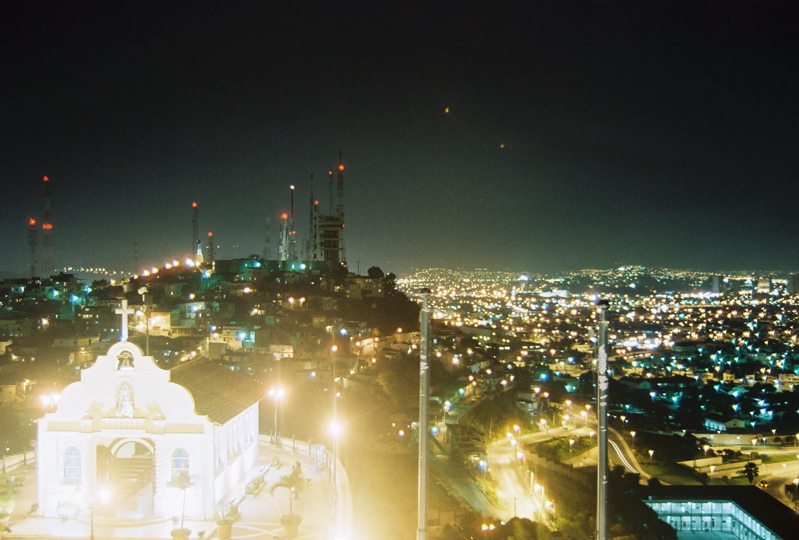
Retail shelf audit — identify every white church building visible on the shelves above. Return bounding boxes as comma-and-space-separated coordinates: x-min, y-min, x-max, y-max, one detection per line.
36, 327, 265, 522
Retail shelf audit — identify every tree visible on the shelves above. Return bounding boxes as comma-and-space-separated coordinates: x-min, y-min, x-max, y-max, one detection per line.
271, 461, 307, 516
738, 462, 760, 485
168, 471, 191, 538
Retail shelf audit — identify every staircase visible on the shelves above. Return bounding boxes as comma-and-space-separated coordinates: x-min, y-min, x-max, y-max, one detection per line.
109, 457, 153, 504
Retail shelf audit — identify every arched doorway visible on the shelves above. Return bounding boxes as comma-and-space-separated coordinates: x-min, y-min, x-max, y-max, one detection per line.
101, 438, 155, 517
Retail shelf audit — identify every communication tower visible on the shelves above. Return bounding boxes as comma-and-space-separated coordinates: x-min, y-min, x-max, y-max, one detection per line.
317, 152, 346, 267
278, 212, 290, 261
191, 202, 199, 257
27, 218, 38, 278
41, 176, 54, 276
207, 232, 215, 267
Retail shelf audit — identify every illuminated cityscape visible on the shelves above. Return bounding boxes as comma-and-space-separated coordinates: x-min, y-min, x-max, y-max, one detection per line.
2, 1, 798, 539
2, 262, 799, 538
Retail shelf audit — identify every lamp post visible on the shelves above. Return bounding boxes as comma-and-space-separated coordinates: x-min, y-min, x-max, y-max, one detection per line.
418, 288, 431, 540
267, 387, 285, 444
329, 418, 342, 536
648, 449, 654, 465
630, 431, 636, 453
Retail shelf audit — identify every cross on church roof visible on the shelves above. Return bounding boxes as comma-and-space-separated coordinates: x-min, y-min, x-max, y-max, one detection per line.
115, 298, 134, 342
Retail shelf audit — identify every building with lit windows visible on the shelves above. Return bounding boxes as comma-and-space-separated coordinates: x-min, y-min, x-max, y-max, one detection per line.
644, 486, 799, 539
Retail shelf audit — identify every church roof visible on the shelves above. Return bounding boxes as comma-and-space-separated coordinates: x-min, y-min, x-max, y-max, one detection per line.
169, 358, 264, 424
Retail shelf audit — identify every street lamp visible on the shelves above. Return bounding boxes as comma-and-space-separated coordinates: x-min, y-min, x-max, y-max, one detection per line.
630, 431, 636, 453
648, 449, 654, 465
267, 387, 285, 444
329, 418, 342, 530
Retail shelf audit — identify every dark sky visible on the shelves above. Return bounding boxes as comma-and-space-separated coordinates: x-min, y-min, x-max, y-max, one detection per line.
1, 1, 797, 278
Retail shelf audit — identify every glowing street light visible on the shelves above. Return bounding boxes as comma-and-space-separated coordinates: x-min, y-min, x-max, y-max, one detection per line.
648, 449, 654, 464
267, 387, 285, 444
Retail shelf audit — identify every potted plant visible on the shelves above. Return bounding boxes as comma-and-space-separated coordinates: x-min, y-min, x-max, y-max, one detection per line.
215, 518, 234, 539
280, 513, 302, 538
168, 472, 191, 539
215, 499, 240, 539
271, 462, 307, 539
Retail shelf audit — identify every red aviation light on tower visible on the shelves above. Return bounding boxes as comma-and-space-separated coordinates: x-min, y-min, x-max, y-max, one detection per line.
338, 164, 345, 171
28, 218, 37, 226
208, 231, 213, 237
43, 176, 49, 182
192, 201, 198, 208
42, 223, 53, 230
280, 212, 289, 220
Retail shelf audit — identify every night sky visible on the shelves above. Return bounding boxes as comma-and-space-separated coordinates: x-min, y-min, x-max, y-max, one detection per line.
2, 1, 797, 278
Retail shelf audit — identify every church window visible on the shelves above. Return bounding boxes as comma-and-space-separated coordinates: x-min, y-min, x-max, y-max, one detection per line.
63, 447, 81, 482
116, 382, 135, 418
171, 449, 189, 480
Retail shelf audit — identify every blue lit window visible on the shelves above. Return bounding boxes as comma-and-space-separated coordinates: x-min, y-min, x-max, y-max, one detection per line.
64, 447, 81, 481
171, 449, 189, 480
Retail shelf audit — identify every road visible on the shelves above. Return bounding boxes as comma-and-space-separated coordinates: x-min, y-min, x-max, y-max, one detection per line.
483, 420, 653, 525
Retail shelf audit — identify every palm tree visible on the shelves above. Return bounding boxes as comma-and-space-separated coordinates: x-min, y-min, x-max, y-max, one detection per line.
270, 461, 307, 516
271, 463, 307, 538
738, 462, 759, 485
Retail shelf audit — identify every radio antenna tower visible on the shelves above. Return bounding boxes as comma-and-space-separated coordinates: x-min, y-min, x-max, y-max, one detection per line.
336, 150, 346, 265
41, 176, 54, 276
191, 202, 199, 257
207, 232, 215, 266
289, 185, 296, 260
309, 174, 318, 261
27, 218, 38, 278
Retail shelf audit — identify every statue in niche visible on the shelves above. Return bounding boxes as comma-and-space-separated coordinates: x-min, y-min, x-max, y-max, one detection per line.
116, 350, 135, 371
116, 382, 135, 418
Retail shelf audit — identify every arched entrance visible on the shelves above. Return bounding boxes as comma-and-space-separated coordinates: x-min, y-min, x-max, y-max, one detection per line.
99, 438, 155, 517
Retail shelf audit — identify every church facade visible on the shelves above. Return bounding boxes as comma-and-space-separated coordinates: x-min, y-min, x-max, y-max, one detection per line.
37, 339, 264, 521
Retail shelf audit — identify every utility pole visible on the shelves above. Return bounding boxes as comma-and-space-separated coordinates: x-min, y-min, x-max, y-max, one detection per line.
596, 301, 609, 540
417, 288, 431, 540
